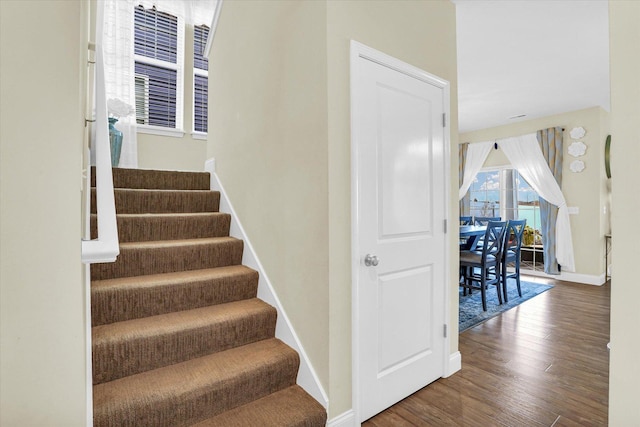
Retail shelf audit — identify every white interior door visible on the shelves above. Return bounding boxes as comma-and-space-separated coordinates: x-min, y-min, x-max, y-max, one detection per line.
351, 42, 449, 422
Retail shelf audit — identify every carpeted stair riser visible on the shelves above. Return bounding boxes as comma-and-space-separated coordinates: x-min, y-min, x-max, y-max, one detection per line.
93, 299, 277, 384
90, 213, 231, 242
92, 266, 259, 326
93, 338, 300, 427
191, 385, 327, 427
91, 167, 210, 190
91, 188, 220, 214
90, 237, 243, 281
91, 167, 327, 425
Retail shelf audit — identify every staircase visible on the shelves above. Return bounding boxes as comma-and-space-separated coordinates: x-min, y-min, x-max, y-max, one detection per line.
90, 168, 326, 427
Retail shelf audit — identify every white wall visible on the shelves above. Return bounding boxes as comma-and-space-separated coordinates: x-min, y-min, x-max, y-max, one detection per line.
608, 0, 640, 423
0, 1, 87, 425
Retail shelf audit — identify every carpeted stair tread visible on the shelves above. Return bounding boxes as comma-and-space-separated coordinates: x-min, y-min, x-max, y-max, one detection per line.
93, 338, 299, 427
92, 265, 259, 326
91, 237, 244, 281
92, 167, 210, 190
190, 385, 327, 427
93, 298, 277, 384
91, 188, 220, 214
90, 212, 231, 242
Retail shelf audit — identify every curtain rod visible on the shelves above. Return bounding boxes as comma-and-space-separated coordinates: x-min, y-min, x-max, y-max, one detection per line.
492, 127, 566, 149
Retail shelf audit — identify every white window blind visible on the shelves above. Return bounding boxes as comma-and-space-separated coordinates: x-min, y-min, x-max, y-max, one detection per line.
193, 24, 209, 133
134, 5, 184, 130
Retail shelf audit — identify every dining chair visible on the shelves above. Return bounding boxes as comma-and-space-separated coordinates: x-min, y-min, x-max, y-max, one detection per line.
474, 216, 501, 225
460, 221, 507, 311
459, 216, 474, 249
472, 216, 501, 250
460, 216, 473, 225
501, 219, 527, 303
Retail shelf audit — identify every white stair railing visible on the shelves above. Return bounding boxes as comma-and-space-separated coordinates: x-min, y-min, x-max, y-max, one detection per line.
81, 44, 119, 264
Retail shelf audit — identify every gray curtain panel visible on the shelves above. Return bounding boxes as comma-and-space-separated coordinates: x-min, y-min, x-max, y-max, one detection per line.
459, 143, 470, 216
536, 127, 563, 274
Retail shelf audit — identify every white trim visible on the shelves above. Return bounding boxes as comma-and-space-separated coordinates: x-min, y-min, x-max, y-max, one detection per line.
191, 131, 207, 140
522, 270, 606, 286
82, 45, 119, 264
134, 54, 179, 71
350, 40, 452, 423
204, 0, 223, 58
136, 124, 185, 138
204, 158, 329, 409
194, 67, 208, 77
444, 351, 462, 377
84, 263, 94, 426
327, 410, 356, 427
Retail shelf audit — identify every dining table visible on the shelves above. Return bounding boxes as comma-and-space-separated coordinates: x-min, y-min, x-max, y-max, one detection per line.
459, 225, 487, 251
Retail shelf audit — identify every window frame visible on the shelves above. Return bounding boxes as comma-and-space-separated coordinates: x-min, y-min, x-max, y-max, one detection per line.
192, 24, 209, 136
469, 166, 545, 271
133, 5, 185, 137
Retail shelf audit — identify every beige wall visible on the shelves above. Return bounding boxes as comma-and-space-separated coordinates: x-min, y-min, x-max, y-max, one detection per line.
209, 0, 458, 418
326, 0, 459, 416
608, 0, 640, 424
460, 107, 610, 279
0, 1, 87, 425
137, 24, 207, 172
208, 0, 331, 403
137, 133, 207, 171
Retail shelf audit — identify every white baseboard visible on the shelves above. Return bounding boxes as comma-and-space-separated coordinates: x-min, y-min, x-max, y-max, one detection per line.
444, 351, 461, 377
327, 410, 356, 427
523, 269, 606, 286
205, 158, 329, 409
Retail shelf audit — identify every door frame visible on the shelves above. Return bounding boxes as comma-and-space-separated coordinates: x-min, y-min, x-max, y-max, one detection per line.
350, 40, 453, 422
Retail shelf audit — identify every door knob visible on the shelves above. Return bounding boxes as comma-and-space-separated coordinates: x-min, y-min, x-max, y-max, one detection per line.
364, 254, 379, 267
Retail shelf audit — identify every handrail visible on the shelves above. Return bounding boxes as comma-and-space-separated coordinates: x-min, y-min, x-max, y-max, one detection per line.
81, 44, 119, 264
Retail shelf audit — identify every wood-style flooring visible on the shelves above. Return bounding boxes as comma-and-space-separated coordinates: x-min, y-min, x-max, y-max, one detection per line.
363, 276, 610, 426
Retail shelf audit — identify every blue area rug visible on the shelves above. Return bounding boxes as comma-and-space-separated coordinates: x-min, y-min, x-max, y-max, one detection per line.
459, 279, 553, 332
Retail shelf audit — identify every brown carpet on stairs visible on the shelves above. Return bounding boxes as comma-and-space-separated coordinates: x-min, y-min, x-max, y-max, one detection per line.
90, 167, 326, 427
91, 212, 231, 242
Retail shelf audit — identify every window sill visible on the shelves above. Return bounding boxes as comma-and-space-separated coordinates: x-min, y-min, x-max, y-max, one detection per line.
137, 125, 185, 138
191, 131, 208, 140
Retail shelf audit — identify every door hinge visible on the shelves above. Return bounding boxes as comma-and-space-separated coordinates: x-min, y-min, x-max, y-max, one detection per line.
444, 219, 447, 234
442, 113, 446, 128
443, 324, 448, 338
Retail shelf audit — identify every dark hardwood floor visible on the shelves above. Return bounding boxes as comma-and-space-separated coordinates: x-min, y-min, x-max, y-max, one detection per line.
364, 276, 610, 426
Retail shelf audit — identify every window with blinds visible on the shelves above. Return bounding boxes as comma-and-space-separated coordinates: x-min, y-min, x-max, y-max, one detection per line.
134, 5, 183, 129
193, 25, 209, 133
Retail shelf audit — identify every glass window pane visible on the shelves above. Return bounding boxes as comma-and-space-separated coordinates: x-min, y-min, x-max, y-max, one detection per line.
134, 62, 177, 128
134, 6, 178, 63
194, 25, 209, 71
194, 74, 208, 132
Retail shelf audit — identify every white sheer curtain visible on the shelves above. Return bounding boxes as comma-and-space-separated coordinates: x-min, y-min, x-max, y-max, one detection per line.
458, 141, 493, 200
102, 0, 138, 168
499, 133, 575, 272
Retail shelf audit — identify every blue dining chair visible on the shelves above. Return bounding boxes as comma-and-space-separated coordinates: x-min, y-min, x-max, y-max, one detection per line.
472, 216, 501, 250
474, 216, 501, 226
501, 219, 527, 303
460, 216, 473, 225
459, 216, 474, 248
460, 221, 507, 311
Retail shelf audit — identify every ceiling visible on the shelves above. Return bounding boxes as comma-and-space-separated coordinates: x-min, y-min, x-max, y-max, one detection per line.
454, 0, 610, 134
